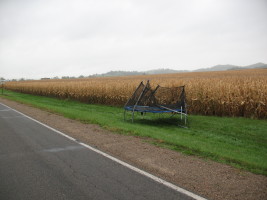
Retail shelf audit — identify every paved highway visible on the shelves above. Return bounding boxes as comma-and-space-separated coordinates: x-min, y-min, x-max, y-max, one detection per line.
0, 103, 203, 200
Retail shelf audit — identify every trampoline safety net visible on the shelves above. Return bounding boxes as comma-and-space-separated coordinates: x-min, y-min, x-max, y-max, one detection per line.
124, 80, 187, 126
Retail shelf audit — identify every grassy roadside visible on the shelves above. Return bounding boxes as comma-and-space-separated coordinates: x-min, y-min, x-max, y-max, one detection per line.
1, 89, 267, 176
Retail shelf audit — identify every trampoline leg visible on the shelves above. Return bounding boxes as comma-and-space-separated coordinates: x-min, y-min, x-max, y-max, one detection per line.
131, 111, 135, 123
181, 106, 183, 121
141, 112, 144, 119
185, 108, 188, 127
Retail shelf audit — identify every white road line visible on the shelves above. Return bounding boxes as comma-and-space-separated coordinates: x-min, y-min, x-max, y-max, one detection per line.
0, 102, 207, 200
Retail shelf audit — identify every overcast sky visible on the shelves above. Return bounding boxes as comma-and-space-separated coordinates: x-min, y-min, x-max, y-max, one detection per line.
1, 0, 267, 79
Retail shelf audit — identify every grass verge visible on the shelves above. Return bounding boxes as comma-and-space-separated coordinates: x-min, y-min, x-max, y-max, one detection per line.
1, 89, 267, 176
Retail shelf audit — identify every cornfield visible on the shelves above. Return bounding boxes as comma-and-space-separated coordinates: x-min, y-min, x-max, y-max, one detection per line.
4, 69, 267, 119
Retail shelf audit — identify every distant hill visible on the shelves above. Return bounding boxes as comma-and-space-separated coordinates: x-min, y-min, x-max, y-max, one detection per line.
89, 68, 188, 77
145, 68, 189, 74
195, 62, 267, 72
194, 64, 237, 72
229, 62, 267, 70
90, 71, 144, 77
88, 63, 267, 77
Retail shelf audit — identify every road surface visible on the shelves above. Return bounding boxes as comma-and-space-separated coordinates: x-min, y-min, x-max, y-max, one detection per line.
0, 103, 203, 200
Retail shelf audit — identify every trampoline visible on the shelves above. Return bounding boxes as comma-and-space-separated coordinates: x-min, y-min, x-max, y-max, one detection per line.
124, 80, 187, 126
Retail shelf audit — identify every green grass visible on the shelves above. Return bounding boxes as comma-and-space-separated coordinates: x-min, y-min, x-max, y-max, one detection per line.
1, 89, 267, 176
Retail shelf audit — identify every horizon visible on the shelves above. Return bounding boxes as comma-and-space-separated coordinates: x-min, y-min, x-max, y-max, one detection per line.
1, 62, 266, 81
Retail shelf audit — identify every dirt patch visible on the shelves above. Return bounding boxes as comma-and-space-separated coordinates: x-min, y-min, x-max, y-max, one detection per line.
0, 97, 266, 200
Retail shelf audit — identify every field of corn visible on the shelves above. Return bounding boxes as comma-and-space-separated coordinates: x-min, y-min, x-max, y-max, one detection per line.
4, 69, 267, 119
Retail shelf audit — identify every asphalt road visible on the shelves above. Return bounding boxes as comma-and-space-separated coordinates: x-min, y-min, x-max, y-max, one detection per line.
0, 103, 200, 200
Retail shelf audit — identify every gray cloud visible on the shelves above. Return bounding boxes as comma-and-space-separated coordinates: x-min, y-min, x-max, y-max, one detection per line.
1, 0, 267, 79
